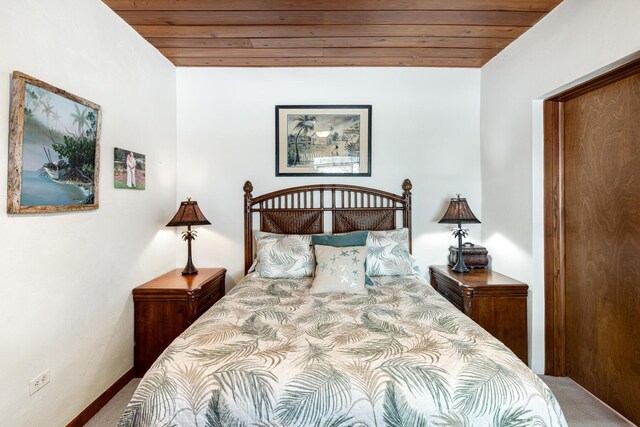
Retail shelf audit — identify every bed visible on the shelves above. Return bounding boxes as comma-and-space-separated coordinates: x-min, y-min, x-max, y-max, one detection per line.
118, 180, 566, 427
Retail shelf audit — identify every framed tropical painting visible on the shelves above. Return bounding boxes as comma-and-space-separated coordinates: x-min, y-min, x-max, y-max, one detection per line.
7, 72, 101, 214
276, 105, 372, 176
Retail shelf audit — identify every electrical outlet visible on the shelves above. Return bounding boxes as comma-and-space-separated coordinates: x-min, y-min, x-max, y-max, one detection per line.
29, 369, 50, 395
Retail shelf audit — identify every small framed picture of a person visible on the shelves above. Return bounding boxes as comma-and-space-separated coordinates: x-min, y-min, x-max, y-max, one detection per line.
114, 148, 145, 190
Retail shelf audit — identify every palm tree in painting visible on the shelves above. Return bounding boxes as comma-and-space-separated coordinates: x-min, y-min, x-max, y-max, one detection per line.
71, 104, 89, 135
292, 115, 316, 165
40, 97, 55, 129
51, 111, 61, 131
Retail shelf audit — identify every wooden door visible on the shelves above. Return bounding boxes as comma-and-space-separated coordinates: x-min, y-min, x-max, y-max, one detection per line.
561, 72, 640, 424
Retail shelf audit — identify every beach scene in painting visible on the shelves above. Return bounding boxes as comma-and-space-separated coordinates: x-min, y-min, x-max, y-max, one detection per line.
20, 83, 98, 206
114, 148, 145, 190
287, 113, 361, 173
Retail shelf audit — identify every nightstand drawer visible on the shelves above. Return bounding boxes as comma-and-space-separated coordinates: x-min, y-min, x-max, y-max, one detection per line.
196, 280, 224, 316
436, 277, 462, 311
432, 272, 463, 310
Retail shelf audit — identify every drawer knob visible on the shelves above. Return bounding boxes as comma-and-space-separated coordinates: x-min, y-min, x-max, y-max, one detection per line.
208, 294, 213, 301
444, 291, 450, 297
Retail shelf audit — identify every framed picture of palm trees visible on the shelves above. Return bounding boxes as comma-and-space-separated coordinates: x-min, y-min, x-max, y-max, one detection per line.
276, 105, 371, 176
7, 72, 101, 214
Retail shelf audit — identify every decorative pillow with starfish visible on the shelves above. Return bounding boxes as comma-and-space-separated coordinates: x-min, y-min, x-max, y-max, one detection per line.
311, 245, 368, 295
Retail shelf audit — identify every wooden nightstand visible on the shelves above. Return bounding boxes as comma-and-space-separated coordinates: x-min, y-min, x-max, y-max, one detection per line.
133, 268, 226, 376
429, 265, 528, 364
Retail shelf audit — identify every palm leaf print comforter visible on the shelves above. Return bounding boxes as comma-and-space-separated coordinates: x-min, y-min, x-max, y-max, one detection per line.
119, 274, 567, 427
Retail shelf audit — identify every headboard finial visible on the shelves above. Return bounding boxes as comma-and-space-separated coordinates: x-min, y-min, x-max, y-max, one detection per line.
243, 181, 253, 196
402, 179, 412, 196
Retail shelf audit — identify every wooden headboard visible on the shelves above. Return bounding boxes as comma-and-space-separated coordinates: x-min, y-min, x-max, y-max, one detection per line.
243, 179, 412, 274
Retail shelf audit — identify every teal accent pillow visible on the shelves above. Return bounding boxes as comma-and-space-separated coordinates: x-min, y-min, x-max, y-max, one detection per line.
311, 231, 368, 247
312, 231, 374, 285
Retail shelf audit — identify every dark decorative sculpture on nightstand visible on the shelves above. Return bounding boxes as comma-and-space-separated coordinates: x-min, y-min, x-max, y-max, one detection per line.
167, 198, 211, 275
438, 194, 481, 273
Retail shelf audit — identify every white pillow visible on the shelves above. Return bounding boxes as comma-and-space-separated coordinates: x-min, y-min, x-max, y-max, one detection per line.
366, 228, 414, 277
311, 245, 368, 295
254, 231, 314, 278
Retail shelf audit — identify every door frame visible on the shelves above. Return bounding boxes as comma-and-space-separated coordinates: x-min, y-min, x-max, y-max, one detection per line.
543, 58, 640, 375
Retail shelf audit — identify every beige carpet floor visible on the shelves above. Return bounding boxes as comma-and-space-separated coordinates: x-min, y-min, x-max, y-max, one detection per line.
539, 376, 634, 426
85, 376, 634, 426
84, 379, 140, 427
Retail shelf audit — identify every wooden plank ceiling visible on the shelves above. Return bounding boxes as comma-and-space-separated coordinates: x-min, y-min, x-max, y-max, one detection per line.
102, 0, 563, 67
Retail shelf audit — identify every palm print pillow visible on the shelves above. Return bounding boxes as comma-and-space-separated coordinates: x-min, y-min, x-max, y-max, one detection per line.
311, 245, 368, 294
366, 228, 414, 276
255, 231, 314, 278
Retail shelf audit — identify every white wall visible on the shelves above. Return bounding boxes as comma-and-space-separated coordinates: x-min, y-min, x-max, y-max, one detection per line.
480, 0, 640, 373
0, 1, 177, 426
177, 68, 482, 286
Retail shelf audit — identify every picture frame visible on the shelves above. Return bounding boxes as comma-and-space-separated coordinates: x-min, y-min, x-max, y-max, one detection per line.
7, 72, 101, 213
276, 105, 371, 176
114, 148, 146, 190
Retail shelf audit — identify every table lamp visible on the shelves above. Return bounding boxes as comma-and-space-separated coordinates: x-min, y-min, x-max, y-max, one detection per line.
167, 198, 211, 275
438, 194, 480, 273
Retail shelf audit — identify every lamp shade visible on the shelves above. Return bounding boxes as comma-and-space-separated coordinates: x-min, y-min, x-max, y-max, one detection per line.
438, 195, 480, 224
166, 198, 211, 227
